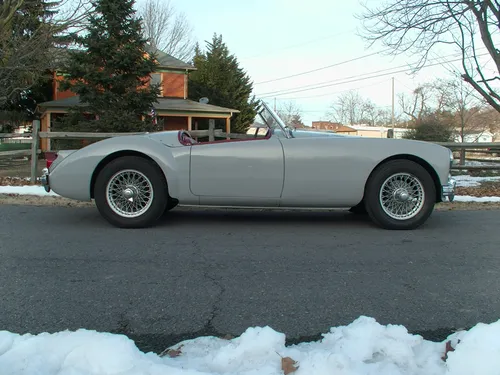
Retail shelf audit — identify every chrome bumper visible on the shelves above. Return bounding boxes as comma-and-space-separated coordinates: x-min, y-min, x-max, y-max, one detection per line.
441, 175, 456, 202
40, 167, 50, 193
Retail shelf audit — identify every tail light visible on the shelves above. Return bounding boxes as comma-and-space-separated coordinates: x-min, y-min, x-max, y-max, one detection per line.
45, 152, 58, 169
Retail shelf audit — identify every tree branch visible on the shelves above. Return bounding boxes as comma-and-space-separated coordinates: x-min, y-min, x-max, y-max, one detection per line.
357, 0, 500, 113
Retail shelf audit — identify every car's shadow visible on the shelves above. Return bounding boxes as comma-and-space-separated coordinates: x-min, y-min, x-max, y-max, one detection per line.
44, 205, 452, 231
47, 205, 376, 229
161, 207, 374, 227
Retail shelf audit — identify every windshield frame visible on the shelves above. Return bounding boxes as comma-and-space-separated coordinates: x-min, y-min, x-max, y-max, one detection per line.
256, 101, 293, 139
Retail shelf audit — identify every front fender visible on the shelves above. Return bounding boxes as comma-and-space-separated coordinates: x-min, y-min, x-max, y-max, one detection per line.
48, 136, 179, 201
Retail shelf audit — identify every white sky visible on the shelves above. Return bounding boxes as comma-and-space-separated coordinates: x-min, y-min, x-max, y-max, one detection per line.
134, 0, 494, 126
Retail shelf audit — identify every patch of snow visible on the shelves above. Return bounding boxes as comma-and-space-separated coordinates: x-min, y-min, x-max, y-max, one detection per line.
0, 185, 59, 196
459, 160, 500, 167
453, 195, 500, 202
1, 316, 500, 375
453, 175, 500, 187
0, 185, 500, 203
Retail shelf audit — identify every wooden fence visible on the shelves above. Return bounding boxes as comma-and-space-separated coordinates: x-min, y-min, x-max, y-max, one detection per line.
1, 120, 500, 184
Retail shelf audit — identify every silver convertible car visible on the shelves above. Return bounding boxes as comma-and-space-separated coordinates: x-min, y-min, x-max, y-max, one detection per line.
40, 102, 456, 230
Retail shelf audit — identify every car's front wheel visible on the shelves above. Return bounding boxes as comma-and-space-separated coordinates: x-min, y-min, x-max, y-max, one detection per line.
94, 156, 168, 228
364, 159, 436, 230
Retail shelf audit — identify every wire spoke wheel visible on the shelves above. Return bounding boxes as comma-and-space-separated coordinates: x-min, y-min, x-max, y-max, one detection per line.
379, 172, 425, 220
106, 169, 154, 218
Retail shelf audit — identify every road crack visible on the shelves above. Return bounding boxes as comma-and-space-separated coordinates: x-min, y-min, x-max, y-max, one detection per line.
191, 238, 226, 332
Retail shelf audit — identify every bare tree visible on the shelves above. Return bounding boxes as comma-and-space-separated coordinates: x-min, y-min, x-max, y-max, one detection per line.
357, 1, 500, 113
359, 99, 393, 126
475, 106, 500, 137
0, 0, 92, 107
360, 100, 377, 125
277, 101, 305, 128
138, 0, 196, 61
435, 77, 486, 141
398, 84, 436, 123
328, 90, 367, 125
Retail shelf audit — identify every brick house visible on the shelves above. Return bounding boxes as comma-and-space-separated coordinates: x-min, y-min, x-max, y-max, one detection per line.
37, 45, 239, 151
311, 121, 357, 135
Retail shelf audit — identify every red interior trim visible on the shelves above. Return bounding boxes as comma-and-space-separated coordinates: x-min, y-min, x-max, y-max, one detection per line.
177, 129, 271, 146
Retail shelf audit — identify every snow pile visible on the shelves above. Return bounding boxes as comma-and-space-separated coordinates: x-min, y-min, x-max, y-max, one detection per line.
0, 185, 60, 196
453, 195, 500, 202
453, 174, 500, 187
1, 316, 500, 375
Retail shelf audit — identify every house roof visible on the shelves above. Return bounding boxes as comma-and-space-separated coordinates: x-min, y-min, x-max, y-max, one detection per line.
49, 44, 195, 71
37, 96, 240, 115
144, 45, 196, 71
153, 98, 239, 113
335, 125, 357, 132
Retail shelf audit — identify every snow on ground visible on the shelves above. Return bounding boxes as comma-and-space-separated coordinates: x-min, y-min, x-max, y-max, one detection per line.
1, 316, 500, 375
1, 176, 500, 201
0, 185, 60, 196
0, 186, 500, 203
453, 174, 500, 187
453, 195, 500, 202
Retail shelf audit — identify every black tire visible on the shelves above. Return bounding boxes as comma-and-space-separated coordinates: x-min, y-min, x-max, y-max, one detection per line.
364, 159, 436, 230
348, 201, 367, 215
94, 156, 168, 228
164, 199, 178, 214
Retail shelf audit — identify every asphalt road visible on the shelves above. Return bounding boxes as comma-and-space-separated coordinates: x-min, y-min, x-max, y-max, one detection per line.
1, 204, 500, 353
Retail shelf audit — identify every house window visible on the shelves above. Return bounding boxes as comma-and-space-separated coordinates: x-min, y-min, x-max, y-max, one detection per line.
150, 73, 162, 96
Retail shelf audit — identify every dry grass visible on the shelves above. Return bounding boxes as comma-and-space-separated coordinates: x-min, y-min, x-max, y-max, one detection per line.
435, 201, 500, 211
0, 194, 94, 207
455, 181, 500, 197
1, 193, 499, 211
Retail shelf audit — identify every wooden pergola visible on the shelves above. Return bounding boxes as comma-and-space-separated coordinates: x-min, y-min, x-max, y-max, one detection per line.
37, 96, 240, 151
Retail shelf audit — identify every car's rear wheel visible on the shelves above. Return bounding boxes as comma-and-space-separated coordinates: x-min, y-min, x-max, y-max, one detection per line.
94, 156, 168, 228
364, 159, 436, 230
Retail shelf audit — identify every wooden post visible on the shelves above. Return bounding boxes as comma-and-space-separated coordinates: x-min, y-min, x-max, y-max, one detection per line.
46, 112, 51, 151
30, 120, 40, 185
188, 116, 192, 131
225, 117, 231, 139
208, 119, 215, 141
460, 149, 466, 165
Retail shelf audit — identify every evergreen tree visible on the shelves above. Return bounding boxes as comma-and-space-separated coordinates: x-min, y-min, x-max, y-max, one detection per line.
188, 34, 259, 133
59, 0, 160, 132
0, 0, 62, 127
402, 112, 455, 142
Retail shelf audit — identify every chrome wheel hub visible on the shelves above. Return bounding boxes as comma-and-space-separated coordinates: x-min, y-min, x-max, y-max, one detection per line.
106, 169, 154, 218
379, 173, 425, 220
123, 188, 135, 200
394, 189, 410, 202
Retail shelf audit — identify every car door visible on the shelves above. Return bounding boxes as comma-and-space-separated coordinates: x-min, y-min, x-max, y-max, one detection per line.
277, 135, 373, 207
189, 136, 285, 204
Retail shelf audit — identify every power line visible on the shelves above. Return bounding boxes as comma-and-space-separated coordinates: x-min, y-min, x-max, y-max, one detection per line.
394, 77, 414, 91
257, 50, 471, 97
241, 28, 356, 61
271, 78, 390, 100
256, 46, 486, 88
258, 52, 490, 98
254, 49, 389, 85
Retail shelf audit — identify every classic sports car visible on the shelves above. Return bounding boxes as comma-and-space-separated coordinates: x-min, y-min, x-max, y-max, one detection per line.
40, 102, 456, 230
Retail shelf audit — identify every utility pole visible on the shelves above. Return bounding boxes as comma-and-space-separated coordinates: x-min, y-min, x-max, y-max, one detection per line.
391, 77, 395, 133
